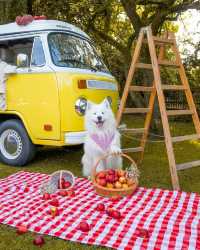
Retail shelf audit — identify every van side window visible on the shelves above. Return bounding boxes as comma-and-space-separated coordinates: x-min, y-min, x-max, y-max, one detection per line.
0, 38, 33, 66
31, 37, 45, 66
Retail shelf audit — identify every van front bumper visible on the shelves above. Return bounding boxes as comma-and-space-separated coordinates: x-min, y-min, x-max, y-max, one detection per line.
64, 131, 87, 145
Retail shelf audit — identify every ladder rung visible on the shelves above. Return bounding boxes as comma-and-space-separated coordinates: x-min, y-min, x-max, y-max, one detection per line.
122, 147, 143, 153
158, 60, 179, 67
167, 110, 193, 116
177, 160, 200, 170
124, 108, 150, 114
172, 134, 200, 142
153, 36, 174, 45
162, 85, 186, 91
129, 86, 154, 92
120, 128, 146, 134
136, 63, 152, 69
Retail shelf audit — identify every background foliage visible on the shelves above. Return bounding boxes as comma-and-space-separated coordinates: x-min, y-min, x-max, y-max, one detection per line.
0, 0, 199, 100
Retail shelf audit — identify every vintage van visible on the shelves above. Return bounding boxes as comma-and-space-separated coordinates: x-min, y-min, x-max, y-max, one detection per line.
0, 18, 119, 166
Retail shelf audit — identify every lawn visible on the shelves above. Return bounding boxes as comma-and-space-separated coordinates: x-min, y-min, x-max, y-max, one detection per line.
0, 118, 200, 250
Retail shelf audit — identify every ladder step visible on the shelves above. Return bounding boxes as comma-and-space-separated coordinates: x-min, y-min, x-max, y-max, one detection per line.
153, 36, 174, 45
172, 134, 200, 142
129, 86, 154, 92
162, 85, 186, 91
124, 108, 150, 114
177, 160, 200, 170
167, 110, 193, 116
122, 147, 143, 153
120, 128, 146, 134
158, 60, 179, 67
136, 63, 152, 69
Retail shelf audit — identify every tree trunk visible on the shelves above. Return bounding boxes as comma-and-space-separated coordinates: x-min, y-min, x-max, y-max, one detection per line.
27, 0, 33, 15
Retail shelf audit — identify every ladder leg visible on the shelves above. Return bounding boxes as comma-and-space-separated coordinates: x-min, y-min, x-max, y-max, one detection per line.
117, 30, 145, 126
146, 27, 180, 190
171, 38, 200, 135
138, 87, 156, 164
139, 44, 166, 164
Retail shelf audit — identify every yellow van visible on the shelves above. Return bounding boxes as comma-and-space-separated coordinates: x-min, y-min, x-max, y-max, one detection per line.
0, 19, 119, 166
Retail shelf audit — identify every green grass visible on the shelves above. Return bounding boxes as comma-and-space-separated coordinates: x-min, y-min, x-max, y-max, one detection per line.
0, 119, 200, 249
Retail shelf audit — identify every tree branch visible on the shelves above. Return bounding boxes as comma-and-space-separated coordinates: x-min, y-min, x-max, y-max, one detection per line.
120, 0, 143, 34
89, 24, 130, 57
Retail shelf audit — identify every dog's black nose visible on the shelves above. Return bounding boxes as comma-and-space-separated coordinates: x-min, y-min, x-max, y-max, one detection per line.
97, 116, 102, 121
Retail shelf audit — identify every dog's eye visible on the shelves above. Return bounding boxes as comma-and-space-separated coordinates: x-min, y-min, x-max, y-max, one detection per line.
93, 112, 97, 115
101, 112, 104, 114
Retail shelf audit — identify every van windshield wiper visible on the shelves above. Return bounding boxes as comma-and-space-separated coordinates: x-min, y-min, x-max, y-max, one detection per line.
58, 59, 98, 72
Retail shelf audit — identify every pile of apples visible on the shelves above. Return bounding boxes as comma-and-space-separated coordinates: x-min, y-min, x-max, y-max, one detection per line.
95, 169, 135, 189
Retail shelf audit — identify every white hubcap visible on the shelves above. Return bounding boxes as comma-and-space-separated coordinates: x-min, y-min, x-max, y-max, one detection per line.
0, 129, 23, 160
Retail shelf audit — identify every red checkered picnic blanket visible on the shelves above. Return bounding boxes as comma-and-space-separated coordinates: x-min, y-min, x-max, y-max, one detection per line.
0, 171, 199, 250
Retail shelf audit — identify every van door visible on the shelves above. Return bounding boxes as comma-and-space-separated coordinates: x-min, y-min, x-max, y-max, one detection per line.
2, 36, 60, 141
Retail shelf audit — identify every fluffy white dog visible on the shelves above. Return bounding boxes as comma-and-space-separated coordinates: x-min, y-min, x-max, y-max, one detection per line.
82, 98, 122, 176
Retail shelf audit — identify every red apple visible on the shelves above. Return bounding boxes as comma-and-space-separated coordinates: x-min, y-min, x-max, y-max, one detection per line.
64, 181, 71, 189
49, 198, 59, 207
33, 235, 45, 246
42, 193, 51, 200
24, 186, 29, 192
97, 178, 107, 187
17, 224, 28, 235
112, 210, 121, 219
108, 169, 115, 175
59, 190, 68, 197
67, 189, 75, 197
106, 174, 115, 183
97, 171, 106, 179
137, 228, 149, 238
78, 222, 90, 232
106, 208, 121, 219
96, 203, 105, 212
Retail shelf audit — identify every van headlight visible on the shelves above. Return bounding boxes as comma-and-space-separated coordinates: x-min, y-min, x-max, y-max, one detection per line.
75, 97, 87, 116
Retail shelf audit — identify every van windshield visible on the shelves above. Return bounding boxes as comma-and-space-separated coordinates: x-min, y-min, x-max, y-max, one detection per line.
48, 33, 109, 73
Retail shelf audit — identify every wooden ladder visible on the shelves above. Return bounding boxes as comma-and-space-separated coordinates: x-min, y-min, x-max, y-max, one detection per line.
117, 26, 200, 190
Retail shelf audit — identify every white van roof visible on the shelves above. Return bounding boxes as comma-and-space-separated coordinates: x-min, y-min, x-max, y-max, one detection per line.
0, 20, 90, 39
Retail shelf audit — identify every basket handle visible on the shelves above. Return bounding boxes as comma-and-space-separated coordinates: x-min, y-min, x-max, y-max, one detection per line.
91, 153, 137, 181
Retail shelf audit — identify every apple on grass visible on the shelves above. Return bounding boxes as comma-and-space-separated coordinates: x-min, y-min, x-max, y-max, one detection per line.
33, 235, 45, 246
17, 224, 28, 235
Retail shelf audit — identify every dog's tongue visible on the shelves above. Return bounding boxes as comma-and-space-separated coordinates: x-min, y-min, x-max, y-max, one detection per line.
96, 121, 104, 128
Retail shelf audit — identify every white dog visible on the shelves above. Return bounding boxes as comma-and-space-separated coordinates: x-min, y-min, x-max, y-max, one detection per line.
82, 98, 122, 176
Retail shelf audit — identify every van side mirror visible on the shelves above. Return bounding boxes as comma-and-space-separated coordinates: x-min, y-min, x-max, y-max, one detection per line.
17, 54, 29, 67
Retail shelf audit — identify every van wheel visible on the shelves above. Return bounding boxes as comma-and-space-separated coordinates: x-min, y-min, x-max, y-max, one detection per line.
0, 119, 36, 166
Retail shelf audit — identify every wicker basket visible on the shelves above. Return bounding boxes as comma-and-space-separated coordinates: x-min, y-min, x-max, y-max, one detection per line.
92, 153, 138, 198
49, 170, 75, 191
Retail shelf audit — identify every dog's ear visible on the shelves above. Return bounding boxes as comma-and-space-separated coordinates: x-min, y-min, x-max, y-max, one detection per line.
86, 100, 94, 111
102, 98, 111, 109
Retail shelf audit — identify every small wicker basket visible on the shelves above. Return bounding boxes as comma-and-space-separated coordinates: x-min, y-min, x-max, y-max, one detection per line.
92, 153, 138, 198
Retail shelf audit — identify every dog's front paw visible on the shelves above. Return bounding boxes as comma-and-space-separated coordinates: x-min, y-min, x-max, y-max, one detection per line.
110, 146, 122, 155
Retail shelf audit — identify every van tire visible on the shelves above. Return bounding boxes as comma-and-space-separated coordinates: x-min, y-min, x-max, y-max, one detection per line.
0, 119, 36, 166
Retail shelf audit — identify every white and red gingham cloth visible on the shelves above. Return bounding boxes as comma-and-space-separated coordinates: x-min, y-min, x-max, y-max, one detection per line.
0, 171, 200, 250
